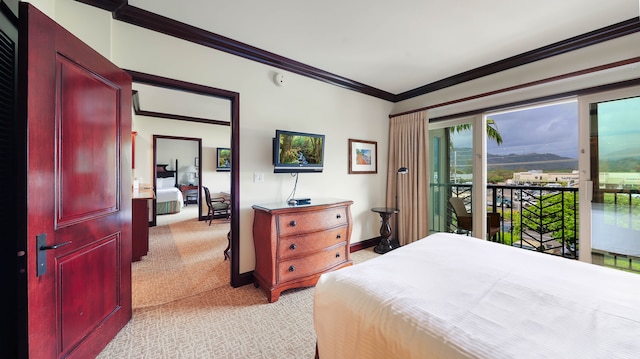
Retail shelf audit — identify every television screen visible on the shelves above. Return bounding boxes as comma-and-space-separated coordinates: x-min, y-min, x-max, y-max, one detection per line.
273, 130, 325, 173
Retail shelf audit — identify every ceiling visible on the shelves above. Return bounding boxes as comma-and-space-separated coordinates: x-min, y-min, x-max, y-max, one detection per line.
125, 0, 637, 97
133, 83, 231, 123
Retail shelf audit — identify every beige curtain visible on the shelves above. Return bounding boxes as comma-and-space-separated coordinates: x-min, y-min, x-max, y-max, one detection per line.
386, 111, 430, 246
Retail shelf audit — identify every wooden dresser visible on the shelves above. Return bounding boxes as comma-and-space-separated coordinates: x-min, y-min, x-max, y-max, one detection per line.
252, 199, 353, 302
132, 188, 154, 262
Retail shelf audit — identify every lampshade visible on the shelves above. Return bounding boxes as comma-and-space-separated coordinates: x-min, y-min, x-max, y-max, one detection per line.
187, 165, 198, 173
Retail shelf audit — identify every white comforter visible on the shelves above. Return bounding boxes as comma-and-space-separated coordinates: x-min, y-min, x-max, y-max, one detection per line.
314, 232, 640, 359
156, 187, 183, 204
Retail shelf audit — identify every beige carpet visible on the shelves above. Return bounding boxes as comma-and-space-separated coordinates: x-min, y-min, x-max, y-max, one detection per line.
98, 212, 378, 359
132, 216, 230, 308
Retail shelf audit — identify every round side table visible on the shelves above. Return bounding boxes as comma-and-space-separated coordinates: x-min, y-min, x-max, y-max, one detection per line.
371, 207, 399, 254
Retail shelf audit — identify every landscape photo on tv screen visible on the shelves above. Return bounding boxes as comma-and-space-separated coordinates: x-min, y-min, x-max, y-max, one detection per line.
278, 133, 323, 165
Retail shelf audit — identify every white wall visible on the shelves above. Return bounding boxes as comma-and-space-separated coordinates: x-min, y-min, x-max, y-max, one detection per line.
133, 115, 231, 196
155, 137, 199, 185
44, 0, 394, 275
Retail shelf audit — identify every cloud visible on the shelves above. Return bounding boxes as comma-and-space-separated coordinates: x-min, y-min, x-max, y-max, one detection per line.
487, 102, 578, 158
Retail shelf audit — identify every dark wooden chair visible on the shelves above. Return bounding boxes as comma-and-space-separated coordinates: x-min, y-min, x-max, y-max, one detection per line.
449, 197, 500, 240
203, 186, 231, 260
202, 186, 230, 225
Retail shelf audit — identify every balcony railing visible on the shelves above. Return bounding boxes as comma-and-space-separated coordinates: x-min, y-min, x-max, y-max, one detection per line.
431, 182, 640, 272
434, 183, 579, 259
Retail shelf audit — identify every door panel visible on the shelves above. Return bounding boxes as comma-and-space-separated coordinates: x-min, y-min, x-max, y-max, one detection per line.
57, 55, 119, 225
60, 237, 119, 351
428, 128, 447, 233
588, 94, 640, 257
428, 118, 477, 236
22, 3, 132, 358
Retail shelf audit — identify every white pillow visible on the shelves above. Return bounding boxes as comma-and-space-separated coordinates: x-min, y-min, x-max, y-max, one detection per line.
157, 177, 174, 189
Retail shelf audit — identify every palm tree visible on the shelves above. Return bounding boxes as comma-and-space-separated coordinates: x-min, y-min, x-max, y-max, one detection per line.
448, 118, 503, 183
453, 117, 503, 145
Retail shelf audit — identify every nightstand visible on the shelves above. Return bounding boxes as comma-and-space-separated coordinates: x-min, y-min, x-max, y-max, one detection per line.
180, 185, 199, 205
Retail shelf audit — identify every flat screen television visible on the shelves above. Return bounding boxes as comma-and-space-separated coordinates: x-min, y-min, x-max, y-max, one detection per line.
273, 129, 325, 173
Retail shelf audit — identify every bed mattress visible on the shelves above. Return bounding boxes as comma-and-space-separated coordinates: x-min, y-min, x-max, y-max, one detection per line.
314, 232, 640, 359
156, 187, 182, 203
156, 187, 183, 215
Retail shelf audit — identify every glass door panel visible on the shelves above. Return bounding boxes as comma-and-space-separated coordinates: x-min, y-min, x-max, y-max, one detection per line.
429, 129, 446, 233
429, 121, 474, 234
589, 95, 640, 262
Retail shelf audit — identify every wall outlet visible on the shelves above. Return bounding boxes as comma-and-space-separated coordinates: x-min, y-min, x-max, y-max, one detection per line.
254, 172, 264, 183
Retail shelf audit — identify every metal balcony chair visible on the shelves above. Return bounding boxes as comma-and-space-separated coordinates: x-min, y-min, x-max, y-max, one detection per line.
449, 197, 500, 240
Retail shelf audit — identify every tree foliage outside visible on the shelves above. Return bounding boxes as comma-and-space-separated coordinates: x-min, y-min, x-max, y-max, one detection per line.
453, 118, 503, 146
487, 169, 516, 183
602, 192, 640, 231
498, 191, 578, 256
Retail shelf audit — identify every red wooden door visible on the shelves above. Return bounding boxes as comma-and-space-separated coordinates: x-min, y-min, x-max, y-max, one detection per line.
22, 3, 132, 358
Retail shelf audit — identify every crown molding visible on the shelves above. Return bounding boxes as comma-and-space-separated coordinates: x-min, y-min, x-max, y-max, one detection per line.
395, 18, 640, 102
109, 2, 395, 101
74, 0, 126, 12
75, 1, 640, 102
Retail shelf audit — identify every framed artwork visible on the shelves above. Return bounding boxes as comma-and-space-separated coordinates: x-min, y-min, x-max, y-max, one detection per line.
348, 139, 377, 174
216, 148, 231, 172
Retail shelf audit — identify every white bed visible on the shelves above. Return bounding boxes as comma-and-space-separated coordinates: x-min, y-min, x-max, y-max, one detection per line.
314, 232, 640, 359
155, 177, 183, 215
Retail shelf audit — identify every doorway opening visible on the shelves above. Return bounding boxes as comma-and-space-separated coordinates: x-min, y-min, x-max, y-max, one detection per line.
128, 70, 245, 287
153, 135, 203, 226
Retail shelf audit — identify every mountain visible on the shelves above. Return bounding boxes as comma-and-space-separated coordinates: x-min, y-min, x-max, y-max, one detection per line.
601, 147, 640, 161
487, 153, 578, 171
451, 148, 637, 172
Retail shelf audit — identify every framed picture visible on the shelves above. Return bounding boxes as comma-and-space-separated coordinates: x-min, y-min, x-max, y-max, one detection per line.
348, 139, 377, 174
195, 157, 199, 167
216, 148, 231, 172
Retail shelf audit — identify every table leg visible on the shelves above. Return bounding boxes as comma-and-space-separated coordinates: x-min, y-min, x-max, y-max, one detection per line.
374, 211, 397, 254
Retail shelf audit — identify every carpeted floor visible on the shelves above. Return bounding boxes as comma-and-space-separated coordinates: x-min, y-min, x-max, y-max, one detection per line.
133, 213, 230, 308
97, 209, 378, 358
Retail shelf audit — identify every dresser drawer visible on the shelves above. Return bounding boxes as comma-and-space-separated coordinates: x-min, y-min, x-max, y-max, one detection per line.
278, 226, 347, 260
278, 244, 348, 283
252, 200, 353, 302
277, 206, 348, 236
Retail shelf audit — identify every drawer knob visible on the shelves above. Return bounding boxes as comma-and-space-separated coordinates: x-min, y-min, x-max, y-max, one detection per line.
336, 234, 341, 239
335, 252, 340, 258
290, 220, 297, 227
336, 214, 342, 219
289, 243, 297, 250
289, 265, 296, 272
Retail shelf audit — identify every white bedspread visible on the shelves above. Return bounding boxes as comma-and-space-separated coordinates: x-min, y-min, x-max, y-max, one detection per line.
314, 232, 640, 359
156, 187, 183, 204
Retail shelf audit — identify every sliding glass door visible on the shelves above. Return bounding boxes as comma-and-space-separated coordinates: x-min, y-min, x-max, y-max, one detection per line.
429, 117, 481, 235
580, 86, 640, 269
